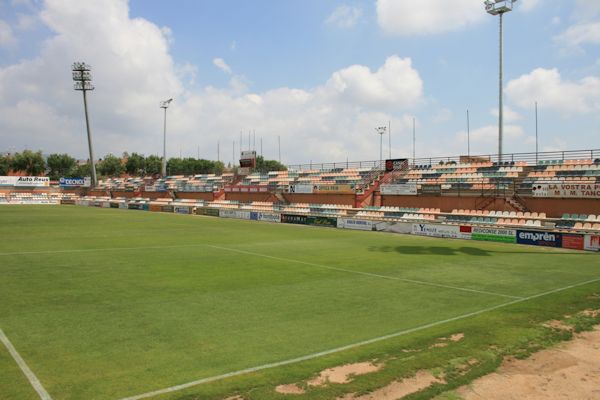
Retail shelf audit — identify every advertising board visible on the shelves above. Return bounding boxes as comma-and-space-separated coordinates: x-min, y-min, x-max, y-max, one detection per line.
196, 207, 219, 217
306, 216, 337, 228
472, 227, 516, 243
118, 202, 128, 209
0, 176, 18, 186
224, 185, 269, 193
337, 218, 375, 231
531, 183, 600, 199
219, 209, 251, 220
380, 184, 417, 195
281, 214, 308, 225
289, 184, 313, 194
312, 184, 354, 194
378, 221, 413, 234
60, 199, 76, 205
59, 177, 91, 188
15, 176, 50, 187
412, 223, 472, 239
174, 205, 192, 214
110, 202, 120, 208
516, 230, 562, 248
161, 205, 174, 213
561, 234, 584, 250
420, 185, 442, 195
385, 158, 408, 172
257, 212, 281, 223
584, 235, 600, 252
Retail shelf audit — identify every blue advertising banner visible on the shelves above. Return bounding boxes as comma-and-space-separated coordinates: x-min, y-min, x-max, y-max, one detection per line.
250, 212, 259, 221
516, 230, 562, 247
59, 177, 91, 187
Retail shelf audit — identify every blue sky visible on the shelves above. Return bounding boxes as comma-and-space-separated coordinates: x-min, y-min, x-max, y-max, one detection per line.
0, 0, 599, 164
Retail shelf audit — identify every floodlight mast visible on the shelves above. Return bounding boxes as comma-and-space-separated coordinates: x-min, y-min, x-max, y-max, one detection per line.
484, 0, 517, 162
72, 62, 97, 187
375, 126, 387, 167
160, 98, 173, 177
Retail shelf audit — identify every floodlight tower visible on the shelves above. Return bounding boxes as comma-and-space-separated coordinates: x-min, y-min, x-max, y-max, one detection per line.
375, 126, 387, 167
160, 98, 173, 177
484, 0, 517, 162
72, 62, 97, 187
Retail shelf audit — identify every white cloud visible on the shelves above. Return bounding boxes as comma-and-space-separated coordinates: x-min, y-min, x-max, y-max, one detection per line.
506, 68, 600, 115
0, 20, 17, 47
213, 57, 232, 75
490, 106, 523, 123
0, 0, 425, 164
376, 0, 484, 36
519, 0, 540, 13
456, 124, 524, 145
555, 22, 600, 48
325, 5, 362, 29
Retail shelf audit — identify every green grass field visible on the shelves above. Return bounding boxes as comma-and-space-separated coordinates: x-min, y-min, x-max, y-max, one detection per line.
1, 205, 599, 400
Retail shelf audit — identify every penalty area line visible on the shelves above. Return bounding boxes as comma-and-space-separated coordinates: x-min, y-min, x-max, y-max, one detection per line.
117, 276, 600, 400
0, 328, 52, 400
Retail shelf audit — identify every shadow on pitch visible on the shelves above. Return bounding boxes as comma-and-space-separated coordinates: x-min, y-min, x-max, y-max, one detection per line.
369, 245, 493, 256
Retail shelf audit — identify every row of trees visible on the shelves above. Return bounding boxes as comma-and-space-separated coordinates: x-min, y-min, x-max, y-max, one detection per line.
0, 150, 287, 178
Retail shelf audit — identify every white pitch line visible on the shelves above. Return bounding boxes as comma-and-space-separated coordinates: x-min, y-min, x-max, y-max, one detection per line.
0, 244, 204, 256
118, 276, 600, 400
207, 244, 523, 300
0, 328, 52, 400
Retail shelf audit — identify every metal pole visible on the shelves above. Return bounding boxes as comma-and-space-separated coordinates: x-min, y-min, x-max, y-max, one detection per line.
388, 120, 391, 159
412, 117, 416, 166
82, 89, 97, 186
498, 12, 504, 162
467, 109, 470, 157
217, 140, 220, 162
232, 139, 235, 167
535, 101, 539, 164
278, 135, 281, 163
161, 106, 167, 176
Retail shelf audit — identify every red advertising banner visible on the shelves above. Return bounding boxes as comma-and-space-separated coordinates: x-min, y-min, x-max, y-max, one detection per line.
562, 234, 584, 250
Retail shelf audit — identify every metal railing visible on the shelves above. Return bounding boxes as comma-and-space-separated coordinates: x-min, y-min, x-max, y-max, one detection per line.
286, 149, 600, 171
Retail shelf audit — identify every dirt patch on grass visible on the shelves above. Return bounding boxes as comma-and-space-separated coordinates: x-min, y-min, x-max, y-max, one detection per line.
543, 319, 574, 331
275, 384, 305, 395
457, 326, 600, 399
449, 333, 465, 342
338, 370, 445, 400
308, 362, 382, 386
430, 333, 464, 348
581, 309, 600, 318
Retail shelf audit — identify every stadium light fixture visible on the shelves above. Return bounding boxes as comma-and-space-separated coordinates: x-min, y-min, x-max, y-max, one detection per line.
160, 98, 173, 177
72, 62, 97, 187
484, 0, 517, 162
375, 126, 387, 167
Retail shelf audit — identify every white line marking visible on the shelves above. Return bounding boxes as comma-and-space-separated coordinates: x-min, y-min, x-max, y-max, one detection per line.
207, 244, 523, 299
117, 276, 600, 400
1, 243, 520, 299
0, 328, 52, 400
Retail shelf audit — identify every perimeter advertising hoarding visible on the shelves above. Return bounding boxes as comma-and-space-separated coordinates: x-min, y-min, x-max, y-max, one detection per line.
337, 218, 375, 231
59, 177, 91, 188
110, 202, 120, 208
174, 205, 192, 214
516, 230, 562, 248
561, 234, 584, 250
118, 202, 128, 209
289, 184, 313, 194
281, 214, 308, 225
312, 184, 354, 194
306, 216, 337, 228
219, 209, 251, 220
471, 227, 516, 243
412, 223, 472, 239
380, 184, 417, 196
196, 207, 219, 217
161, 205, 174, 213
257, 212, 281, 223
60, 199, 76, 205
531, 183, 600, 199
584, 235, 600, 252
0, 176, 50, 187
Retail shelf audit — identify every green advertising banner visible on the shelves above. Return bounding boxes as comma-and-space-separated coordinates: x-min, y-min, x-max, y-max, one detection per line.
471, 227, 516, 243
306, 216, 337, 228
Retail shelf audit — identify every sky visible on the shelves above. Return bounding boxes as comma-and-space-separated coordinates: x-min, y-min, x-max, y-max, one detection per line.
0, 0, 599, 165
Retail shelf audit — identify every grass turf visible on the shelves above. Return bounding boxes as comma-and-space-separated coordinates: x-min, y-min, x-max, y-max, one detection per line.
0, 205, 598, 400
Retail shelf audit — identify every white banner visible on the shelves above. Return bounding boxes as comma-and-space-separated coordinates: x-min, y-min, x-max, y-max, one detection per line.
532, 183, 600, 199
584, 235, 600, 252
412, 223, 472, 239
0, 176, 49, 187
219, 209, 251, 220
289, 184, 313, 194
337, 218, 374, 231
257, 212, 281, 223
381, 184, 417, 195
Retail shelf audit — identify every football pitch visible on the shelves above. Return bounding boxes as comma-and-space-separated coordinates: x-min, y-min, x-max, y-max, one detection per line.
1, 206, 599, 400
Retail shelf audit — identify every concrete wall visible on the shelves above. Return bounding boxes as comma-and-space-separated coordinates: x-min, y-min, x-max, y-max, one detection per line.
282, 193, 356, 205
382, 195, 515, 213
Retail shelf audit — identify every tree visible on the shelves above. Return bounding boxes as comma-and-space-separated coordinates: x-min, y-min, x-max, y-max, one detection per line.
0, 154, 11, 175
145, 155, 162, 176
125, 153, 146, 176
46, 153, 76, 180
97, 154, 124, 177
255, 156, 286, 174
11, 150, 46, 176
71, 163, 91, 178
